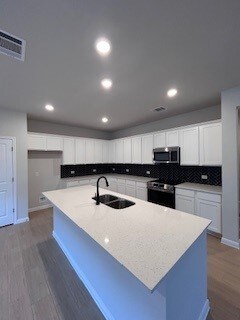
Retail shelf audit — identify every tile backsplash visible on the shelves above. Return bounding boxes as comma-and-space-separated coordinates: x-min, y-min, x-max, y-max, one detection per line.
61, 163, 222, 186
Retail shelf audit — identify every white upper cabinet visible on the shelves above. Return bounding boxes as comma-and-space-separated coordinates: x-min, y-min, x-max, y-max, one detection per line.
28, 134, 47, 150
124, 138, 132, 163
142, 134, 154, 164
116, 139, 124, 163
46, 136, 63, 151
86, 139, 95, 164
199, 122, 222, 166
132, 136, 142, 164
180, 127, 199, 165
63, 138, 75, 164
154, 132, 166, 148
102, 141, 109, 163
75, 138, 86, 164
166, 130, 179, 147
94, 140, 103, 163
109, 140, 116, 163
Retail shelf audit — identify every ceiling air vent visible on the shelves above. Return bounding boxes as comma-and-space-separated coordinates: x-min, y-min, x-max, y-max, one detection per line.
0, 30, 26, 61
152, 106, 166, 112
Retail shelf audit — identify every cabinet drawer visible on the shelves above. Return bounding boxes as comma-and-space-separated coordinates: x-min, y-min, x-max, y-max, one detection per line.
126, 179, 136, 187
196, 191, 221, 203
117, 179, 126, 184
175, 188, 195, 198
136, 181, 147, 188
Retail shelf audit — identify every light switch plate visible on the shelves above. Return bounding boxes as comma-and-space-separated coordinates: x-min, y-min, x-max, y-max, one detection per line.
70, 170, 75, 174
112, 168, 115, 171
93, 169, 97, 173
201, 175, 208, 180
126, 169, 129, 173
39, 195, 47, 203
146, 171, 150, 175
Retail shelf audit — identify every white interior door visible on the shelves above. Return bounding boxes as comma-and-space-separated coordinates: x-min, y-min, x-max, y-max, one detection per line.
0, 138, 14, 227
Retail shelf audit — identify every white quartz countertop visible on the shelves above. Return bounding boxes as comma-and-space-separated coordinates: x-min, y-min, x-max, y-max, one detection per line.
62, 174, 153, 183
175, 182, 222, 194
44, 186, 210, 291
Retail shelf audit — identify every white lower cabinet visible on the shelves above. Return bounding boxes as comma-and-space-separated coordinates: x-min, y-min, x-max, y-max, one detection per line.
175, 195, 195, 215
196, 198, 221, 233
117, 179, 126, 194
175, 188, 222, 234
108, 178, 118, 192
136, 182, 148, 201
125, 180, 136, 197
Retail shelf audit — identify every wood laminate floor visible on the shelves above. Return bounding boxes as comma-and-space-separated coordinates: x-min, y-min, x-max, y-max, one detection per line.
0, 208, 239, 320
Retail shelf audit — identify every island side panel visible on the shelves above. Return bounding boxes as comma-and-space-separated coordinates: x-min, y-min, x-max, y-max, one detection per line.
52, 207, 167, 320
154, 231, 209, 320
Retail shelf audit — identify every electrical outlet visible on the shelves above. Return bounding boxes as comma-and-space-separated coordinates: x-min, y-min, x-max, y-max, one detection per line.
39, 195, 47, 203
146, 171, 150, 175
93, 169, 97, 173
70, 170, 75, 175
201, 175, 208, 180
112, 168, 115, 171
126, 169, 129, 173
35, 172, 39, 177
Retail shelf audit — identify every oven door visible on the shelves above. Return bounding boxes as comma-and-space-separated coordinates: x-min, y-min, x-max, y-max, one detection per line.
148, 189, 175, 208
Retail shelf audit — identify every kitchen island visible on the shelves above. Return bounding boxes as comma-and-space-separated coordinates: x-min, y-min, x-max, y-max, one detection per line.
44, 185, 211, 320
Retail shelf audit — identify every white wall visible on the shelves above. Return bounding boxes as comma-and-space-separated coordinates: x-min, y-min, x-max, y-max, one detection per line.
111, 105, 221, 139
0, 108, 28, 222
221, 87, 240, 247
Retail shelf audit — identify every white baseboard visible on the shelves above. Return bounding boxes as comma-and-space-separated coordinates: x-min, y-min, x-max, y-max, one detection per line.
221, 237, 240, 249
28, 204, 53, 213
15, 217, 29, 224
53, 231, 115, 320
198, 299, 210, 320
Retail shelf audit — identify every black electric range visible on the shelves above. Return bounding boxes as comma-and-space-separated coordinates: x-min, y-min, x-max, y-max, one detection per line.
147, 179, 181, 208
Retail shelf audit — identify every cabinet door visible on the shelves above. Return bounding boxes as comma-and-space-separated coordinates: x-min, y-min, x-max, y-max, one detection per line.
117, 183, 126, 195
86, 139, 95, 164
94, 140, 103, 163
166, 130, 179, 147
75, 138, 86, 164
154, 132, 166, 148
136, 187, 147, 201
63, 138, 75, 164
175, 195, 195, 215
142, 135, 153, 164
116, 140, 124, 163
126, 185, 136, 197
109, 141, 116, 163
102, 141, 109, 163
28, 134, 47, 150
196, 199, 221, 233
180, 127, 199, 165
46, 136, 63, 151
199, 122, 222, 166
132, 136, 142, 164
124, 138, 132, 163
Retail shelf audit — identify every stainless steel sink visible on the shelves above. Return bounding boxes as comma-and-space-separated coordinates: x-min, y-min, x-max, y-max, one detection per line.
105, 199, 135, 209
92, 194, 119, 204
92, 194, 135, 209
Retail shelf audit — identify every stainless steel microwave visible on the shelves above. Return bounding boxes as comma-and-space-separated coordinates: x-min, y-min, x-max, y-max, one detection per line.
153, 147, 180, 164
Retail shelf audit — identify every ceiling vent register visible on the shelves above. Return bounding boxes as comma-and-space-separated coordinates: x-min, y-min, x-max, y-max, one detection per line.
0, 30, 26, 61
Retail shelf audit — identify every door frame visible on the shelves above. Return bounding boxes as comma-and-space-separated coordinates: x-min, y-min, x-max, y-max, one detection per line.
0, 136, 17, 224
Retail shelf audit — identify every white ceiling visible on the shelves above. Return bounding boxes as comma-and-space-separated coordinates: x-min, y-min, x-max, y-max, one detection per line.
0, 0, 240, 131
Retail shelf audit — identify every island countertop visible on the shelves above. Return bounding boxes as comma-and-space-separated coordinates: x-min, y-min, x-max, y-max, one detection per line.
43, 185, 210, 291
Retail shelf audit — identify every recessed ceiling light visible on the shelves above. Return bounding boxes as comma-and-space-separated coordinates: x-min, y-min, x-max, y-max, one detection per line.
102, 117, 109, 123
167, 88, 178, 97
101, 78, 112, 90
95, 38, 111, 56
45, 104, 54, 111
